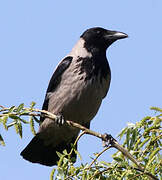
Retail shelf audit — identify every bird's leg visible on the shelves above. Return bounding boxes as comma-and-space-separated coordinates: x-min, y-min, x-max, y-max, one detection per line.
55, 113, 65, 126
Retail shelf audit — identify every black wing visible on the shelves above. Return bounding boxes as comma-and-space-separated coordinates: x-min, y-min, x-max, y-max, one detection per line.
40, 56, 73, 123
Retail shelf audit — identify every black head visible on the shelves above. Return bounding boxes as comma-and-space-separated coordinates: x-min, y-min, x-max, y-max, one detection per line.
81, 27, 128, 52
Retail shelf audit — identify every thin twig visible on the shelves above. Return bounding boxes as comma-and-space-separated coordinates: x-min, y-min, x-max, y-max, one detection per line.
0, 105, 5, 109
68, 131, 86, 158
73, 131, 87, 146
88, 146, 111, 168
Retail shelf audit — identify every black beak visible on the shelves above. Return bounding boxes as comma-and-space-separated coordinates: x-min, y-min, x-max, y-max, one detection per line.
105, 31, 128, 40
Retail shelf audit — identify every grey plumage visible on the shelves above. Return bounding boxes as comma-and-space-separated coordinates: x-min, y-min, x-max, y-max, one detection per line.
21, 27, 128, 166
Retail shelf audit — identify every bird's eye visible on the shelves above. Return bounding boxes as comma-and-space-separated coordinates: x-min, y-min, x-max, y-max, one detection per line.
96, 30, 101, 34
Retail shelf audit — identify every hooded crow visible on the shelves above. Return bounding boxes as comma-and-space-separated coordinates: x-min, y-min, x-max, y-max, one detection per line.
20, 27, 128, 166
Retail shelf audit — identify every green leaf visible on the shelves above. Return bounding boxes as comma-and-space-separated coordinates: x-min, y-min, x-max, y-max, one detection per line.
75, 168, 81, 175
138, 137, 150, 149
0, 134, 5, 146
118, 127, 127, 139
113, 156, 123, 162
140, 116, 151, 126
145, 125, 160, 134
2, 116, 8, 130
57, 153, 66, 167
33, 116, 40, 123
30, 101, 36, 108
126, 128, 131, 150
29, 116, 36, 135
50, 168, 56, 180
17, 122, 22, 138
7, 121, 16, 128
63, 149, 68, 155
16, 103, 24, 112
73, 148, 82, 161
150, 106, 162, 113
9, 114, 19, 120
133, 138, 141, 150
129, 128, 137, 149
149, 147, 161, 161
9, 106, 16, 112
19, 118, 29, 124
20, 110, 30, 115
100, 161, 111, 167
14, 123, 19, 134
56, 151, 63, 159
153, 117, 162, 126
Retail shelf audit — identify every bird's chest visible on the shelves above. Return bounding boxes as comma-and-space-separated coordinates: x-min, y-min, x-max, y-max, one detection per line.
74, 56, 110, 99
61, 57, 110, 124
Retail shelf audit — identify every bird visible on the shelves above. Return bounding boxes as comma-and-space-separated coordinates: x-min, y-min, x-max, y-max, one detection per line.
20, 27, 128, 166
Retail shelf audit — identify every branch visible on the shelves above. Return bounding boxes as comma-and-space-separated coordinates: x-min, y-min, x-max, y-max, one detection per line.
0, 105, 158, 180
65, 121, 157, 180
66, 121, 143, 169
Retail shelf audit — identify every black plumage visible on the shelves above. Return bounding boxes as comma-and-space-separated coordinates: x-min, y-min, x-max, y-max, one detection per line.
21, 27, 127, 166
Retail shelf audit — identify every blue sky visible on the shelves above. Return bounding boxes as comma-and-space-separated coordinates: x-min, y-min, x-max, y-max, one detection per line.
0, 0, 162, 179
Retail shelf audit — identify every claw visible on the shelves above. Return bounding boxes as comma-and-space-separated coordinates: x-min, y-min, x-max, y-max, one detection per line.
102, 133, 116, 147
55, 114, 65, 126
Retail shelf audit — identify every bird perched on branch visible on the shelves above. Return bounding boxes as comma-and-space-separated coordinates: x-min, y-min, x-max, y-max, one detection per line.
21, 27, 128, 166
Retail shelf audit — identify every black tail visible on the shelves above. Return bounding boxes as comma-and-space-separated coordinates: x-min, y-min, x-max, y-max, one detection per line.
20, 134, 77, 166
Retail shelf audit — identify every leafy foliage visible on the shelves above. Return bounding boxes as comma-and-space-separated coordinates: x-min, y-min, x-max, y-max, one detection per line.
0, 102, 37, 143
50, 107, 161, 180
0, 104, 161, 179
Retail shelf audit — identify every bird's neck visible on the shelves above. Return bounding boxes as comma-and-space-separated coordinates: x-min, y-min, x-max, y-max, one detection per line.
70, 38, 92, 58
70, 38, 107, 59
90, 47, 107, 58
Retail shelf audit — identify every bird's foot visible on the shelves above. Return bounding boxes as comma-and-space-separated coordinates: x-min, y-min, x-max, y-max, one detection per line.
102, 133, 116, 147
55, 114, 65, 126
